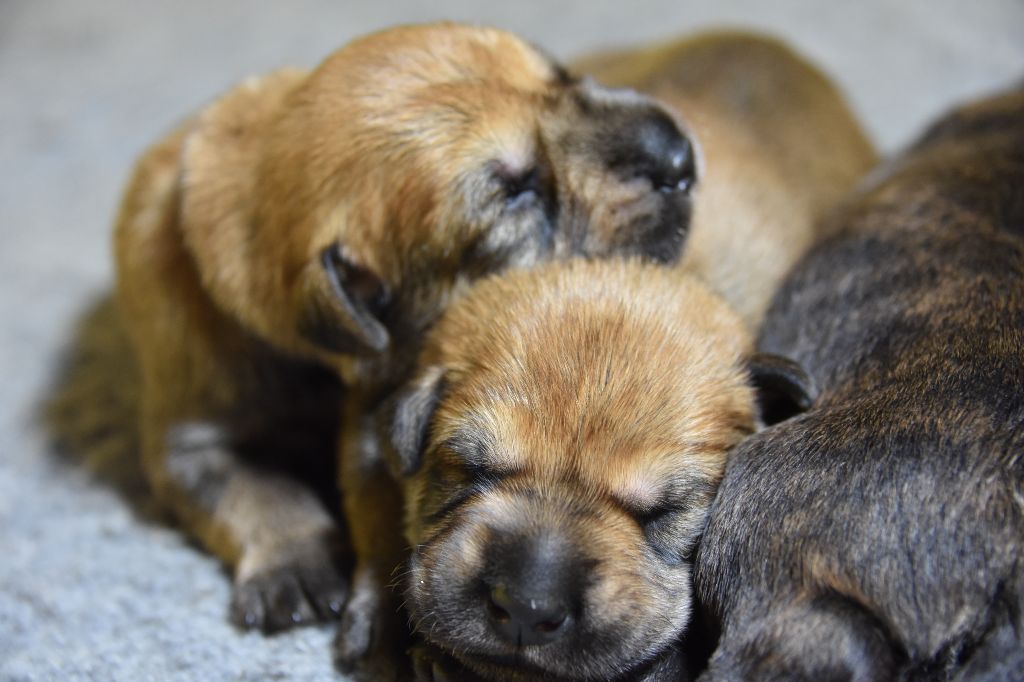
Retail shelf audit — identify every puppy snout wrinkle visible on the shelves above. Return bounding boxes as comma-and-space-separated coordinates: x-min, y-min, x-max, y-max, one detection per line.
483, 536, 576, 646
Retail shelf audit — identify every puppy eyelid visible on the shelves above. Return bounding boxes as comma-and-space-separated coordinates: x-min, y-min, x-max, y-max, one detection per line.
440, 436, 505, 479
635, 503, 680, 527
423, 483, 489, 528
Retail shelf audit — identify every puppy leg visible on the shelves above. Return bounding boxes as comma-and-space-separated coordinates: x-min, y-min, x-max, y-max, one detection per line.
700, 594, 900, 682
135, 326, 352, 633
123, 278, 351, 632
116, 119, 352, 632
333, 403, 411, 680
142, 406, 353, 632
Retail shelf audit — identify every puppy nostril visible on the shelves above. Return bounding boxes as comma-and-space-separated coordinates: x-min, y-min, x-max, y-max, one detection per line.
486, 579, 572, 645
534, 614, 566, 633
486, 597, 511, 624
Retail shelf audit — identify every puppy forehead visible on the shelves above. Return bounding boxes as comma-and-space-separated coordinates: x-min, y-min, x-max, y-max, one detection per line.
425, 262, 754, 507
340, 24, 562, 99
446, 397, 725, 508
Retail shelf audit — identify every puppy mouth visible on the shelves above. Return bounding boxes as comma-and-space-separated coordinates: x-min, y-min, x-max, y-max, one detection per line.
457, 649, 569, 681
406, 487, 693, 680
629, 191, 693, 265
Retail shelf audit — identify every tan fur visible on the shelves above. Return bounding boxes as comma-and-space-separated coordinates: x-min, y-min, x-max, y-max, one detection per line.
107, 23, 872, 678
111, 22, 700, 673
575, 30, 877, 328
388, 31, 876, 679
397, 260, 756, 680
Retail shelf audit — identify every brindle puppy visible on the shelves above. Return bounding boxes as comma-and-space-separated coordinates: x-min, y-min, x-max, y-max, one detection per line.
696, 87, 1024, 681
113, 20, 695, 650
389, 259, 811, 681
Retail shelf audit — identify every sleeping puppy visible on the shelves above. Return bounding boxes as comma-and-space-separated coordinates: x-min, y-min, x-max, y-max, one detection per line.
338, 29, 875, 676
113, 21, 697, 643
388, 259, 811, 681
575, 30, 877, 329
695, 86, 1024, 680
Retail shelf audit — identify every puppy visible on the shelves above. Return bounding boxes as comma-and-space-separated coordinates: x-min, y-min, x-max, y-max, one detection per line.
112, 20, 696, 645
575, 30, 877, 328
695, 87, 1024, 680
388, 259, 811, 681
348, 29, 875, 678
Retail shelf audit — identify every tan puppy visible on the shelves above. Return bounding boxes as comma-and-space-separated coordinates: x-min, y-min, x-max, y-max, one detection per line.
113, 20, 697, 646
388, 259, 810, 681
368, 30, 877, 680
576, 30, 877, 328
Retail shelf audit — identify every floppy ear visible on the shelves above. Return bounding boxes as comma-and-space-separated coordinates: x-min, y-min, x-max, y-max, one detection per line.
297, 245, 391, 355
747, 353, 817, 426
388, 366, 446, 478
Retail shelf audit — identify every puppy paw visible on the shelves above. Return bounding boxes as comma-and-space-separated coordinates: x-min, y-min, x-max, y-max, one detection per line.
334, 624, 408, 682
230, 528, 351, 633
332, 567, 411, 680
333, 601, 373, 666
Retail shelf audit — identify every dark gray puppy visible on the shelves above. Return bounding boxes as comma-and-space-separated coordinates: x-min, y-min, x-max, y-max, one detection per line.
695, 87, 1024, 681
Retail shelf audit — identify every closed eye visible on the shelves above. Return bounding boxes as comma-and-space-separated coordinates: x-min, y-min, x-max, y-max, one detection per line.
425, 482, 490, 527
637, 504, 690, 566
441, 435, 520, 486
636, 503, 680, 529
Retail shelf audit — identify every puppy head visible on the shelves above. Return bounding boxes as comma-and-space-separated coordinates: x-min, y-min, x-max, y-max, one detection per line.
177, 23, 697, 385
389, 260, 811, 680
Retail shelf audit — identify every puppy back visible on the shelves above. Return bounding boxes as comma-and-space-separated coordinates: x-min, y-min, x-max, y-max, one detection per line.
760, 86, 1024, 400
697, 88, 1024, 673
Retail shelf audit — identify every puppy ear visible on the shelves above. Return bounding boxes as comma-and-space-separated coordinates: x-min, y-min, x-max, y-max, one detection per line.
747, 353, 817, 426
388, 366, 446, 477
298, 245, 391, 355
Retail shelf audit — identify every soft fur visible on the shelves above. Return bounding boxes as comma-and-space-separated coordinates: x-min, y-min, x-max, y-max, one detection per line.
695, 86, 1024, 681
391, 259, 789, 681
576, 30, 877, 329
378, 30, 875, 680
111, 22, 698, 676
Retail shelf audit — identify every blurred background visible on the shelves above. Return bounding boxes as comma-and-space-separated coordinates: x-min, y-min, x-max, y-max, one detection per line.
2, 1, 1022, 679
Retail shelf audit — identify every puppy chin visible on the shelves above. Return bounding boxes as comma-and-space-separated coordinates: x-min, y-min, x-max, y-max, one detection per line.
583, 187, 693, 266
405, 501, 690, 681
638, 191, 693, 265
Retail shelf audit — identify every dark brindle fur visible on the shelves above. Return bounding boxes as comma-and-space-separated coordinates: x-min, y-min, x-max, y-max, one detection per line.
695, 87, 1024, 681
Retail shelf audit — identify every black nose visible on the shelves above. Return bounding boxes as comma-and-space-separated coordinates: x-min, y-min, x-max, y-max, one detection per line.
482, 536, 577, 646
486, 582, 570, 646
613, 108, 696, 193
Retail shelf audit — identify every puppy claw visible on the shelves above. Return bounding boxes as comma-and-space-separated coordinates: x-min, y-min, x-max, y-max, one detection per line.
333, 595, 414, 681
230, 531, 352, 633
231, 580, 267, 630
334, 624, 405, 682
332, 606, 374, 669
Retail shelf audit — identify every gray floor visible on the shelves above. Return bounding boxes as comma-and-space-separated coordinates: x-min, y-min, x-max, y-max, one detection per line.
2, 1, 1022, 680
